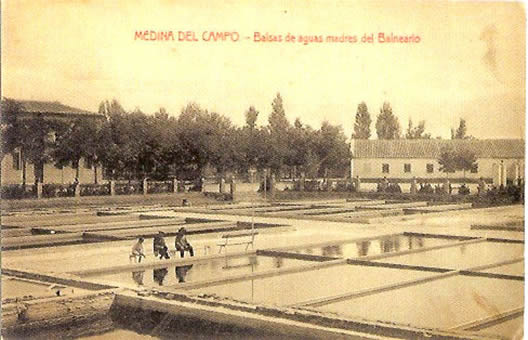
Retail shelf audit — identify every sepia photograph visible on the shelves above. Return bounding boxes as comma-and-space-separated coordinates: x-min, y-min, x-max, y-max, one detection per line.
1, 0, 525, 339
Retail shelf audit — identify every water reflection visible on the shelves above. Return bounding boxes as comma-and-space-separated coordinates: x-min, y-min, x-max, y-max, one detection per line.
222, 255, 258, 270
407, 236, 424, 250
357, 240, 371, 256
131, 271, 145, 286
322, 245, 343, 257
380, 236, 401, 253
301, 236, 440, 258
175, 264, 194, 283
153, 268, 168, 286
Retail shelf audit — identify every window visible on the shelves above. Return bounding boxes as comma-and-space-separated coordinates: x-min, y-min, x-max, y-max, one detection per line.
12, 151, 21, 170
404, 163, 411, 173
471, 164, 478, 173
382, 163, 390, 173
426, 164, 434, 173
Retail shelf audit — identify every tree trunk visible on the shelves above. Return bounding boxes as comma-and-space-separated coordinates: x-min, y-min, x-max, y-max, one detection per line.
22, 158, 27, 186
94, 165, 98, 184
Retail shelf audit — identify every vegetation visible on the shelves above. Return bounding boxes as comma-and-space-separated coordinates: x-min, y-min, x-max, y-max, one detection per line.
405, 119, 431, 139
438, 146, 478, 179
352, 102, 371, 139
2, 94, 352, 182
375, 102, 401, 139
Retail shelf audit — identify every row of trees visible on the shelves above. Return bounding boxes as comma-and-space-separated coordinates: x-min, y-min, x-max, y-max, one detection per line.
1, 94, 351, 183
352, 102, 471, 140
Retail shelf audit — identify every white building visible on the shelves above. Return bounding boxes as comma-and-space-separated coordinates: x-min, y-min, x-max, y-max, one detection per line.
1, 99, 104, 185
350, 139, 524, 185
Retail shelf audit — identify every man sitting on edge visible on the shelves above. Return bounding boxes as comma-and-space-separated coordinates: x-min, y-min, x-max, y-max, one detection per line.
130, 237, 146, 262
175, 227, 194, 258
153, 231, 170, 260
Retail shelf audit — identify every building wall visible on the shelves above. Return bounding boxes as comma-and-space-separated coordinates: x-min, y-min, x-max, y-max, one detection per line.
1, 154, 103, 185
351, 157, 524, 184
1, 153, 35, 185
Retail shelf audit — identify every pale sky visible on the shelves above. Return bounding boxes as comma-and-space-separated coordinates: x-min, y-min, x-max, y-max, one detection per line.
1, 0, 525, 139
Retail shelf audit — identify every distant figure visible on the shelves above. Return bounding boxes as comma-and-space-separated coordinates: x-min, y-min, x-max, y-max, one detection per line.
478, 177, 486, 195
175, 227, 194, 258
130, 237, 146, 263
153, 231, 170, 260
70, 177, 79, 193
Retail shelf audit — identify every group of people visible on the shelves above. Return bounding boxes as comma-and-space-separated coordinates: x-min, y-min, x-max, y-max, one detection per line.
130, 227, 194, 262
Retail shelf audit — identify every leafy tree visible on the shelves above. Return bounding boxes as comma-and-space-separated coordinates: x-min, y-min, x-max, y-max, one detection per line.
97, 99, 134, 179
406, 119, 431, 139
1, 99, 22, 162
52, 118, 103, 182
267, 93, 291, 175
245, 106, 259, 131
438, 146, 456, 177
454, 148, 478, 180
352, 102, 371, 139
1, 100, 56, 184
289, 118, 316, 178
375, 102, 401, 139
451, 118, 472, 139
314, 121, 351, 178
238, 106, 261, 172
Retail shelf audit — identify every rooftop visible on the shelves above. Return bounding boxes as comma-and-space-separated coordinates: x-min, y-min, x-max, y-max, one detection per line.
352, 139, 525, 159
4, 99, 101, 117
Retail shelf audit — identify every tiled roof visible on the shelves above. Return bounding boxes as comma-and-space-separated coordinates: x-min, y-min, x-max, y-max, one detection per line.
10, 99, 101, 116
352, 139, 525, 159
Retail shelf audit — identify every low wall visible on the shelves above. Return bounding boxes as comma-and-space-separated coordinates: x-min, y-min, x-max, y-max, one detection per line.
2, 290, 115, 336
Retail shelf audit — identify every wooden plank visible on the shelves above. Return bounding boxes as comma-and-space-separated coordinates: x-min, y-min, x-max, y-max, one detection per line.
448, 306, 524, 331
356, 201, 428, 210
2, 232, 85, 249
82, 221, 235, 239
33, 217, 186, 233
221, 230, 259, 238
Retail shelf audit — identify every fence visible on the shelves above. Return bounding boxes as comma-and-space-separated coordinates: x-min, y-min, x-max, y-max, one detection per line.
1, 178, 201, 200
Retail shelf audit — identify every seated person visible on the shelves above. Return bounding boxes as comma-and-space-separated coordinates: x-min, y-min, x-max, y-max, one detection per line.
153, 231, 170, 260
130, 237, 146, 262
175, 227, 194, 258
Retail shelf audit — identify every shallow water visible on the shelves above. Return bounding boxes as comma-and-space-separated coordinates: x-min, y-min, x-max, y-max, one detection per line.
289, 235, 454, 258
376, 241, 524, 269
477, 316, 524, 339
318, 275, 524, 329
88, 255, 308, 288
191, 264, 434, 306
